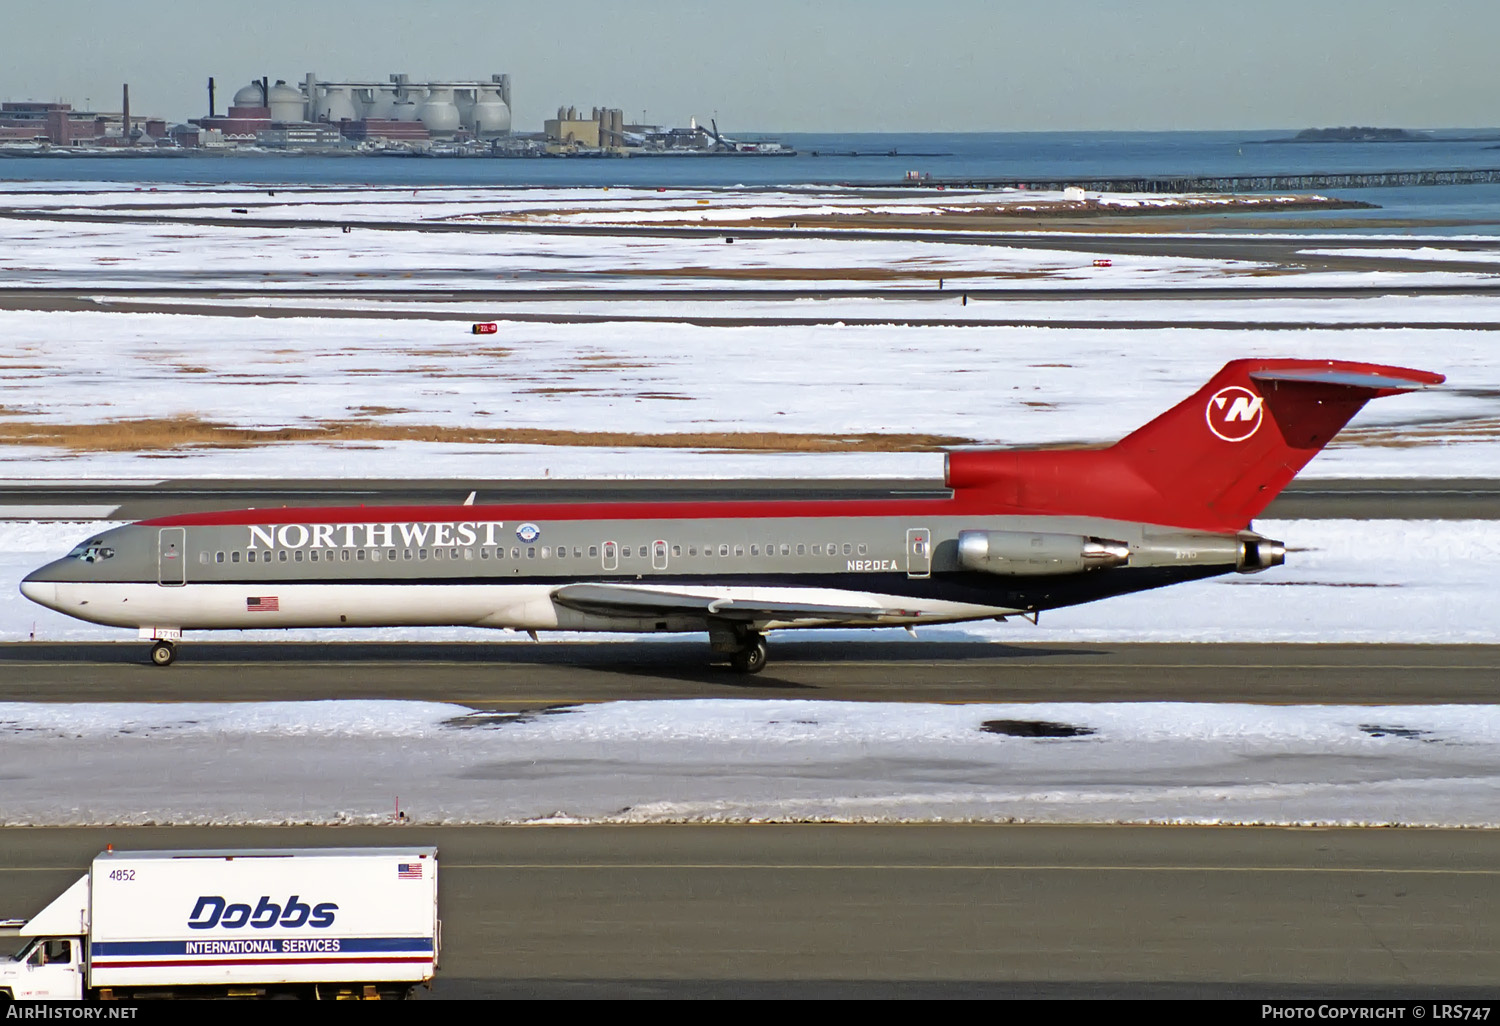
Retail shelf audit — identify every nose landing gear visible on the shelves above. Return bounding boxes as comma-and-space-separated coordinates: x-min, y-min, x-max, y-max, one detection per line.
149, 640, 177, 667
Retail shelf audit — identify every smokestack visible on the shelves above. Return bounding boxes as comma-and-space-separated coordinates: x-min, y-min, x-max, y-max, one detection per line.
261, 76, 269, 106
208, 77, 215, 117
122, 83, 130, 145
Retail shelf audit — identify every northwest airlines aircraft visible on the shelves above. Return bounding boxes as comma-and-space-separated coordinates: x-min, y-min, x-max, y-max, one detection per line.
22, 359, 1442, 672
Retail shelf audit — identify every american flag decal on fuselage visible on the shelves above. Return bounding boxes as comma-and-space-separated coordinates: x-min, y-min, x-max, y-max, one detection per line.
397, 863, 423, 879
246, 596, 279, 612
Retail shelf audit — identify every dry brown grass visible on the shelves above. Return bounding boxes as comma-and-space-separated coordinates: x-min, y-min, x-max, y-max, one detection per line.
616, 266, 1043, 281
0, 415, 972, 453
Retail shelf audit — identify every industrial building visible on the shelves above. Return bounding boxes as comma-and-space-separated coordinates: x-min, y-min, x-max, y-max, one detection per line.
0, 88, 165, 147
189, 73, 512, 150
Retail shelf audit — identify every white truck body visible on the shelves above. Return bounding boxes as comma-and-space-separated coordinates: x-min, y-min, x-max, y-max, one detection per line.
2, 847, 438, 1000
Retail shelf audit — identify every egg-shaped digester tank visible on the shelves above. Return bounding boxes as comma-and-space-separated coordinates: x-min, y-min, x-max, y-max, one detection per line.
469, 84, 511, 137
267, 80, 306, 123
364, 85, 397, 120
417, 86, 461, 135
392, 87, 424, 122
315, 85, 360, 123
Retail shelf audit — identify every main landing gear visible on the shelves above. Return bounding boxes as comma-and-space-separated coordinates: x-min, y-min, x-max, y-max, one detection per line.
728, 631, 768, 675
149, 640, 177, 667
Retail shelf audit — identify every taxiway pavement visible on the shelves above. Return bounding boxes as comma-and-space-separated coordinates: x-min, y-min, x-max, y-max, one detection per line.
0, 642, 1494, 706
3, 824, 1497, 998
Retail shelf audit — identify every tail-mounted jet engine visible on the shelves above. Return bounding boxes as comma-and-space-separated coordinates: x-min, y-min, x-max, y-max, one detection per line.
956, 530, 1130, 576
1237, 534, 1286, 574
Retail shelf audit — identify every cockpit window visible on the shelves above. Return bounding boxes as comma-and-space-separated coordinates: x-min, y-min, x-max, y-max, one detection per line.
67, 538, 115, 563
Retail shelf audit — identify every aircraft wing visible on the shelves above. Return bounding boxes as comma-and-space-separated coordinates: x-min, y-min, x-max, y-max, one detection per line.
551, 583, 914, 624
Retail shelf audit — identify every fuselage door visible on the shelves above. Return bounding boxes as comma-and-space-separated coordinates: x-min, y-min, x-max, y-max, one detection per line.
158, 527, 186, 587
651, 540, 669, 571
906, 527, 931, 579
602, 540, 619, 572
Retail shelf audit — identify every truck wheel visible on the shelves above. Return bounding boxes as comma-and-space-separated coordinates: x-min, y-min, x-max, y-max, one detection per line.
150, 641, 177, 667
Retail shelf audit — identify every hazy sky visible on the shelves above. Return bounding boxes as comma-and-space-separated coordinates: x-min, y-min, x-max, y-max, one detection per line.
4, 1, 1497, 131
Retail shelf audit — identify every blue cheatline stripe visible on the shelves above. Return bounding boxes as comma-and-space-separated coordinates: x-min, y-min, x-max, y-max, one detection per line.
91, 937, 432, 956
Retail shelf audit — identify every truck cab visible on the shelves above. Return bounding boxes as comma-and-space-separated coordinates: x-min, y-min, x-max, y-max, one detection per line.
3, 935, 85, 1001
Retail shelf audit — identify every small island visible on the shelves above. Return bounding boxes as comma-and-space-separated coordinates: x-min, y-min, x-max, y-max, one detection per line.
1282, 127, 1431, 143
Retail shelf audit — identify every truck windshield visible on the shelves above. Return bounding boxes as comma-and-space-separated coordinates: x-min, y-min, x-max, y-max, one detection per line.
9, 939, 33, 962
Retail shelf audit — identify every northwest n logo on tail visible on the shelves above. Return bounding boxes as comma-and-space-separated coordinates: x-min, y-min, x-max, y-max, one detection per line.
1206, 386, 1264, 442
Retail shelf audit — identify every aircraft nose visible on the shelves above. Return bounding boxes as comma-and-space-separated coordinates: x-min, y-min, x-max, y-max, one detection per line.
19, 574, 57, 610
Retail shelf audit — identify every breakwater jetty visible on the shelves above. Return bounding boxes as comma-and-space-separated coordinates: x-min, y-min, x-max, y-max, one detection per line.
888, 168, 1500, 193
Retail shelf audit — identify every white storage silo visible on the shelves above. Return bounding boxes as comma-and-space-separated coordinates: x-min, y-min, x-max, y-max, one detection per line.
232, 82, 265, 107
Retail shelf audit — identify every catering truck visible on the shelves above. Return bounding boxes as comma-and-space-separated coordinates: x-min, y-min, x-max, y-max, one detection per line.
1, 847, 439, 1000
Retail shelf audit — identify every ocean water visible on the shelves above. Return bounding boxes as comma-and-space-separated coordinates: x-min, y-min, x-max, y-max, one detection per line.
4, 130, 1500, 234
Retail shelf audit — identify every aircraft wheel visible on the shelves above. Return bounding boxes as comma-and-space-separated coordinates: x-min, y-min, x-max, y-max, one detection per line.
730, 635, 768, 674
149, 641, 177, 667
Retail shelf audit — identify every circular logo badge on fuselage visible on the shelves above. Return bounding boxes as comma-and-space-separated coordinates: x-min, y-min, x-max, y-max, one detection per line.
516, 522, 541, 543
1206, 385, 1265, 442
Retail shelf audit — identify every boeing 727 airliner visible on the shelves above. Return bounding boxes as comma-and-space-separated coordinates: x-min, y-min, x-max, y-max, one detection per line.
21, 359, 1443, 672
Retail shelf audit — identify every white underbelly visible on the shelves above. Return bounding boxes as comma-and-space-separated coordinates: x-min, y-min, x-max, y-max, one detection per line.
42, 581, 1014, 633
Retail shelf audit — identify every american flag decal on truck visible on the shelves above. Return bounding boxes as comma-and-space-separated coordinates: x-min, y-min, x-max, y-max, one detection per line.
397, 863, 423, 880
246, 596, 279, 612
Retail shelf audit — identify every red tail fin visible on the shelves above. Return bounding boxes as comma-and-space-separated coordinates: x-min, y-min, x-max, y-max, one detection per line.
946, 359, 1444, 531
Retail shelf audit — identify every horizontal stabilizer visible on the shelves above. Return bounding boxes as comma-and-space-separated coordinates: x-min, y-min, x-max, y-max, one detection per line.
552, 583, 904, 623
1249, 366, 1445, 392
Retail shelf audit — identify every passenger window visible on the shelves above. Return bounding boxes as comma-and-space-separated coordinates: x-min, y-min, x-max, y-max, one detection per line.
797, 544, 805, 555
199, 552, 209, 564
719, 545, 729, 557
512, 547, 520, 559
765, 541, 775, 554
812, 545, 821, 555
279, 550, 288, 562
588, 545, 598, 558
541, 546, 551, 559
750, 545, 759, 556
689, 546, 697, 556
434, 549, 445, 561
480, 548, 490, 559
452, 548, 460, 559
388, 549, 397, 561
341, 550, 350, 562
672, 545, 681, 557
231, 551, 240, 563
527, 547, 535, 559
734, 545, 744, 557
558, 548, 567, 559
857, 543, 867, 556
781, 544, 790, 556
215, 551, 224, 564
843, 543, 852, 555
419, 548, 428, 559
622, 546, 631, 558
294, 550, 304, 562
371, 550, 382, 562
464, 548, 474, 560
357, 550, 367, 561
310, 550, 319, 562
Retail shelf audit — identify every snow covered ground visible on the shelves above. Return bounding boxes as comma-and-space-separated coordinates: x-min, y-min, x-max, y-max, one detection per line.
0, 308, 1491, 479
4, 519, 1497, 645
0, 698, 1496, 827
